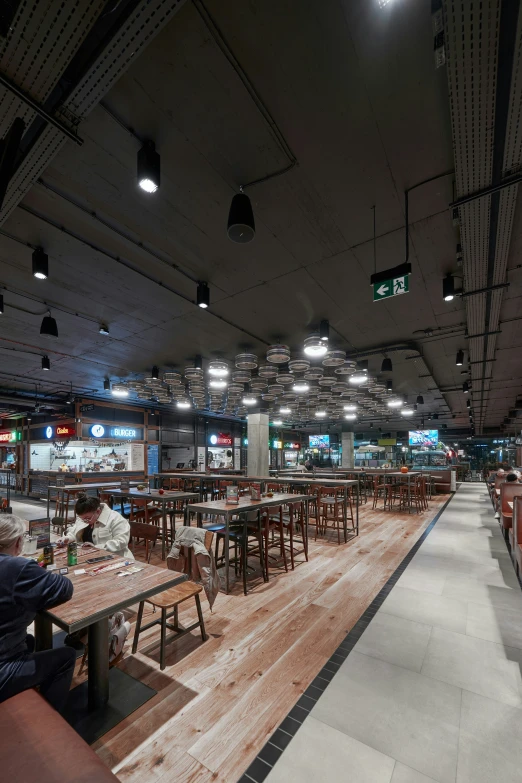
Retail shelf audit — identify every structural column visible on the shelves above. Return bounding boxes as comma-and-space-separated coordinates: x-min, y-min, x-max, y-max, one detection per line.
341, 426, 355, 468
247, 411, 269, 476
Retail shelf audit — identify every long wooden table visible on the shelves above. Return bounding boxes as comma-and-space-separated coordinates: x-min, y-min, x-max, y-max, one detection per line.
46, 480, 141, 520
108, 488, 199, 559
34, 545, 185, 743
226, 475, 360, 537
187, 493, 310, 594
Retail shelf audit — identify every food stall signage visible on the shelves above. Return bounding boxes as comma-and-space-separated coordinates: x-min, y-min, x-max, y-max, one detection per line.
109, 427, 137, 439
283, 442, 300, 449
209, 432, 232, 446
272, 440, 283, 449
90, 424, 106, 438
45, 426, 53, 439
378, 438, 397, 446
56, 425, 75, 437
0, 431, 19, 443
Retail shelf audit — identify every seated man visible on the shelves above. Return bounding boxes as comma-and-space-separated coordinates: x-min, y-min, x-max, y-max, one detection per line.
0, 516, 75, 712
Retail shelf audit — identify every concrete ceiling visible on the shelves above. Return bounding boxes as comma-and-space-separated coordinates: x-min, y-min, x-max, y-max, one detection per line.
0, 0, 520, 434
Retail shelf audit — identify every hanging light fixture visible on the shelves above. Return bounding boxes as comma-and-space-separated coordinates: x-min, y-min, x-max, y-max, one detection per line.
315, 410, 326, 418
227, 187, 255, 243
197, 282, 210, 309
319, 319, 329, 341
32, 248, 48, 280
242, 385, 257, 405
40, 310, 58, 337
0, 294, 3, 314
456, 349, 464, 366
349, 371, 367, 385
304, 334, 327, 357
209, 378, 227, 389
280, 406, 291, 414
194, 354, 203, 370
41, 355, 50, 371
177, 399, 191, 409
381, 357, 393, 372
463, 381, 469, 393
387, 398, 403, 408
292, 379, 310, 393
112, 384, 129, 398
104, 379, 111, 391
151, 366, 159, 380
343, 403, 357, 412
443, 273, 456, 301
99, 323, 109, 336
386, 379, 393, 392
137, 141, 160, 193
345, 413, 357, 420
466, 399, 471, 408
416, 395, 424, 405
401, 407, 414, 417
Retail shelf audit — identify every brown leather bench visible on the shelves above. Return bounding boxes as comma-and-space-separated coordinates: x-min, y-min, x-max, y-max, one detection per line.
0, 689, 119, 782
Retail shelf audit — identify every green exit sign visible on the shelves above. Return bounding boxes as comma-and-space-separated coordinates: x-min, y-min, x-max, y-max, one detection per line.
373, 274, 409, 302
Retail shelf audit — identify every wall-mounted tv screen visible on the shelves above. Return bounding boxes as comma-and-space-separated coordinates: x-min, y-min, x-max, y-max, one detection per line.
409, 430, 439, 447
309, 434, 330, 449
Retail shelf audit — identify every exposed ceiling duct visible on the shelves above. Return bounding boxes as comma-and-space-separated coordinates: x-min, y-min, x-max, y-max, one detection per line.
442, 0, 522, 434
0, 0, 188, 223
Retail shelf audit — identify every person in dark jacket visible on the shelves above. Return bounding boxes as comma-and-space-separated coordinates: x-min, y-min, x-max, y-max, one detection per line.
0, 515, 75, 712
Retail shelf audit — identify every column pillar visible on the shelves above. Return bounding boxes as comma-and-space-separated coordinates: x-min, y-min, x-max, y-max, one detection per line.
341, 427, 355, 468
247, 411, 269, 476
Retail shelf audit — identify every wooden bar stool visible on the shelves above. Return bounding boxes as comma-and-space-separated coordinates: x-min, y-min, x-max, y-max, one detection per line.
282, 499, 308, 568
132, 531, 213, 670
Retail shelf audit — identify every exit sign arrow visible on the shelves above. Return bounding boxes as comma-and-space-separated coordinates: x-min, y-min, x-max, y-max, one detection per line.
373, 274, 409, 302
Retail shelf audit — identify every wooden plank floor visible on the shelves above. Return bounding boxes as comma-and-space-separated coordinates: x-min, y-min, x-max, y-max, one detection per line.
90, 494, 449, 782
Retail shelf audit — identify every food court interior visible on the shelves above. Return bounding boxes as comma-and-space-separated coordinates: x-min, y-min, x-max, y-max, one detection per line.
1, 1, 522, 782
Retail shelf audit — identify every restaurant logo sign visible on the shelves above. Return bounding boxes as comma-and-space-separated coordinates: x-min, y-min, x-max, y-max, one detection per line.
56, 425, 75, 437
209, 432, 232, 446
284, 442, 300, 450
0, 431, 19, 443
45, 426, 53, 439
109, 427, 137, 439
90, 424, 106, 438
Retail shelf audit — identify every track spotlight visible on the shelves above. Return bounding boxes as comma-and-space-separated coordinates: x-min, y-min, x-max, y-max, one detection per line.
197, 282, 210, 309
104, 379, 111, 391
381, 357, 393, 372
463, 381, 469, 393
32, 248, 48, 280
40, 310, 58, 338
443, 273, 456, 301
319, 319, 329, 341
416, 395, 424, 405
456, 349, 464, 366
99, 323, 109, 336
41, 355, 50, 371
151, 365, 159, 380
137, 141, 160, 193
227, 188, 255, 243
386, 379, 393, 392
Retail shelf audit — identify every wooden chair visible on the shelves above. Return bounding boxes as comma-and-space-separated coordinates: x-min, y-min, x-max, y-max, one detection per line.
130, 521, 159, 563
372, 475, 387, 509
132, 531, 213, 670
317, 485, 352, 544
282, 499, 308, 568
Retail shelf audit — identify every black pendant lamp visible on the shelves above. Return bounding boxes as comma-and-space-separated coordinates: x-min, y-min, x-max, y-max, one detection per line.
227, 187, 255, 243
416, 395, 424, 405
32, 248, 48, 280
40, 310, 58, 337
386, 379, 393, 392
381, 357, 393, 372
41, 355, 50, 371
456, 349, 464, 366
104, 379, 111, 391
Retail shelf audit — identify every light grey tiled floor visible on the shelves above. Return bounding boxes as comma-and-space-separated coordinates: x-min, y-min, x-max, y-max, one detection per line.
265, 484, 522, 783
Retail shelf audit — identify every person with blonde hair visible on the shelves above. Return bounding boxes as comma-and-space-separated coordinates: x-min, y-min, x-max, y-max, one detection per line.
0, 515, 75, 711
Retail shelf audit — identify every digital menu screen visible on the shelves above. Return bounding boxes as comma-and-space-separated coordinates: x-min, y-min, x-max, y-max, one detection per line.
309, 434, 330, 449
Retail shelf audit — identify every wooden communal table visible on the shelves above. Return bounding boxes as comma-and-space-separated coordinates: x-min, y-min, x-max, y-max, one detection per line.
34, 545, 185, 743
224, 475, 360, 538
187, 493, 310, 594
46, 480, 141, 521
108, 488, 199, 559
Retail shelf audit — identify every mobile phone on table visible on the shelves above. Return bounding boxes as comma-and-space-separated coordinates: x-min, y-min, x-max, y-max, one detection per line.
86, 554, 113, 564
